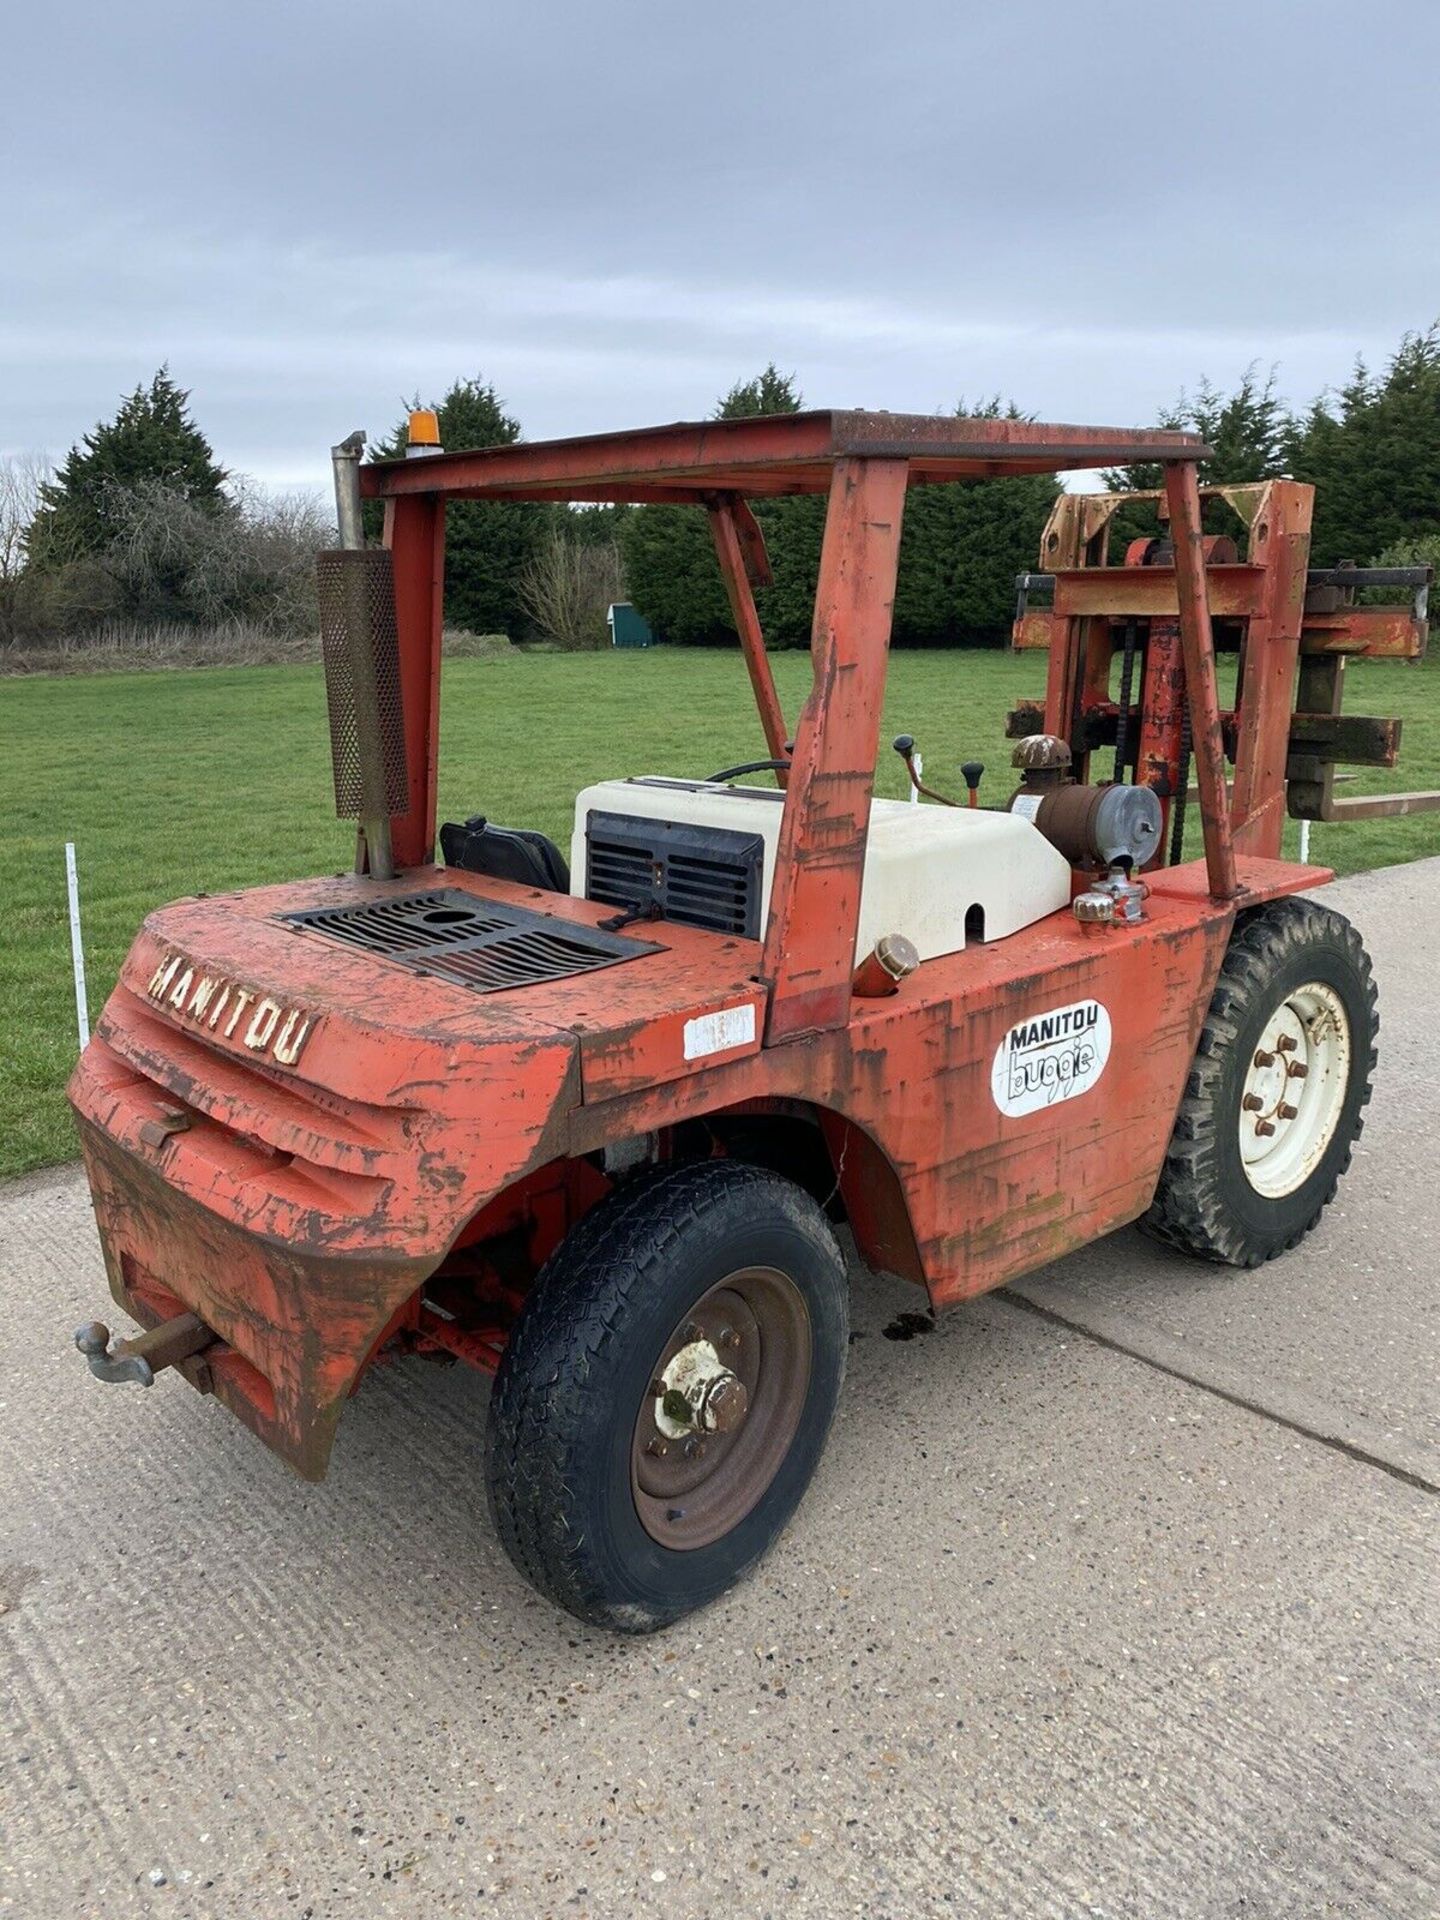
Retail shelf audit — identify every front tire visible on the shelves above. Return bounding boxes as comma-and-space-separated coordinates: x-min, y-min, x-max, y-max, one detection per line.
1140, 897, 1377, 1267
485, 1160, 848, 1632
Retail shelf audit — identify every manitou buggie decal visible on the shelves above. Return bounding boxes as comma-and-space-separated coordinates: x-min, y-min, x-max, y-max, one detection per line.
991, 999, 1111, 1117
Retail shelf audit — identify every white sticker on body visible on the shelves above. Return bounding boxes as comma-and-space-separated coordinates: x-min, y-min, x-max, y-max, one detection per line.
683, 1003, 757, 1061
990, 998, 1111, 1117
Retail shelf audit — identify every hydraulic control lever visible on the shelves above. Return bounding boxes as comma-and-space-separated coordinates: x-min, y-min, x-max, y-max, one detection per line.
598, 893, 665, 933
892, 734, 961, 808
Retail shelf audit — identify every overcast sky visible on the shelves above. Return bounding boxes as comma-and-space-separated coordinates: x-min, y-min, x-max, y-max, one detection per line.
6, 0, 1438, 494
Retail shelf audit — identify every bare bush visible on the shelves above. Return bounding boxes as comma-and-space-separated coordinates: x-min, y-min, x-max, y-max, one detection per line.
516, 531, 625, 650
0, 452, 53, 643
101, 479, 329, 632
0, 452, 46, 579
441, 628, 513, 659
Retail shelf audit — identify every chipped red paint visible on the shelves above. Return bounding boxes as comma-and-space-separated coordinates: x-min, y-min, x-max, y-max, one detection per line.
708, 498, 788, 774
70, 411, 1357, 1482
761, 458, 909, 1041
1014, 476, 1430, 864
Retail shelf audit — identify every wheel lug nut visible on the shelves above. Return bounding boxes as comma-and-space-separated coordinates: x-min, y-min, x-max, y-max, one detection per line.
683, 1436, 706, 1461
683, 1321, 703, 1342
1255, 1119, 1277, 1137
1276, 1034, 1298, 1054
719, 1326, 741, 1350
645, 1438, 668, 1459
1277, 1102, 1299, 1121
1287, 1061, 1308, 1080
1253, 1049, 1275, 1068
649, 1378, 666, 1398
1242, 1093, 1264, 1112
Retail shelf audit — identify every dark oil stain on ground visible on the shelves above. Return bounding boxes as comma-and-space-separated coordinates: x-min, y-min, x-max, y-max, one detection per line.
881, 1310, 936, 1343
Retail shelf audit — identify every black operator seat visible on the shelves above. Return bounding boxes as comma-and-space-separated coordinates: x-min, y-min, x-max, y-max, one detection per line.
438, 816, 571, 893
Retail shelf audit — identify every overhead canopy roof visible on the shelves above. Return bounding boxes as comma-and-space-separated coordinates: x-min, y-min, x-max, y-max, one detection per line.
360, 409, 1212, 505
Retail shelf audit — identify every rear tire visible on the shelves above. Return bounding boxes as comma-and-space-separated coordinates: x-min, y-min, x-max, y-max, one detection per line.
1140, 897, 1377, 1267
485, 1160, 848, 1633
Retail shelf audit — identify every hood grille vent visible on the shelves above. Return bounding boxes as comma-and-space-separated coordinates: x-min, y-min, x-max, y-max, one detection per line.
585, 811, 762, 938
280, 889, 657, 993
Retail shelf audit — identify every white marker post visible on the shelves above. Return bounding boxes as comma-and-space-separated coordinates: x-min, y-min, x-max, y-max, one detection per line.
65, 842, 90, 1052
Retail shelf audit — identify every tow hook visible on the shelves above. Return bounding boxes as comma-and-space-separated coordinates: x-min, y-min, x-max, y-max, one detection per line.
73, 1311, 214, 1388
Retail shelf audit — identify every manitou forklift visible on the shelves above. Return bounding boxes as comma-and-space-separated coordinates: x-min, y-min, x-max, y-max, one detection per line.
69, 411, 1434, 1631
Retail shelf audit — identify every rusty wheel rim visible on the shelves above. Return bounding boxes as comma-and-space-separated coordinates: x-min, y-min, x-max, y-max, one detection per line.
630, 1266, 812, 1551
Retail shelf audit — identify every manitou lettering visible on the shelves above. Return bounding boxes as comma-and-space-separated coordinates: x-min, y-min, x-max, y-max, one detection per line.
1007, 1004, 1101, 1052
145, 953, 313, 1067
991, 998, 1111, 1118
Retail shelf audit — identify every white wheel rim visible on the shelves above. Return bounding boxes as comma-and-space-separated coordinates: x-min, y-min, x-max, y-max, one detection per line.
1238, 980, 1351, 1200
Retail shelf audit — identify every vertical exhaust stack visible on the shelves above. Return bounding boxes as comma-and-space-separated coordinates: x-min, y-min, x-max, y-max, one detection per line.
317, 432, 409, 880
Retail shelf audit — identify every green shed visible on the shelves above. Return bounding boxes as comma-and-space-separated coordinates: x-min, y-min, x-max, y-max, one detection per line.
607, 601, 656, 649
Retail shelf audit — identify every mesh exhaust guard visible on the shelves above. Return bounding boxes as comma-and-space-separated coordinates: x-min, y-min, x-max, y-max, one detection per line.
315, 548, 410, 873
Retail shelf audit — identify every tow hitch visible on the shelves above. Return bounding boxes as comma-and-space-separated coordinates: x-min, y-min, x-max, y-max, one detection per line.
73, 1311, 215, 1388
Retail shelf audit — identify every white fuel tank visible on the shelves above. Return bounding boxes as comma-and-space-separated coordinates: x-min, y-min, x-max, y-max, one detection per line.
571, 779, 1071, 962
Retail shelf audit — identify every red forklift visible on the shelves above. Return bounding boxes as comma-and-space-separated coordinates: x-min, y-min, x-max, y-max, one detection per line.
69, 411, 1432, 1630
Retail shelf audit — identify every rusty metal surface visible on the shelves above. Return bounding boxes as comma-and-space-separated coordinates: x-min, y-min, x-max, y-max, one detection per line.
707, 497, 789, 771
630, 1266, 809, 1551
1229, 482, 1311, 858
68, 825, 1319, 1479
565, 856, 1320, 1307
68, 869, 587, 1476
70, 421, 1379, 1495
1037, 481, 1274, 571
359, 410, 1211, 504
1296, 786, 1440, 822
760, 458, 908, 1041
1014, 482, 1433, 874
384, 494, 445, 867
314, 549, 410, 820
118, 1309, 213, 1373
1161, 464, 1238, 899
1010, 732, 1071, 772
68, 452, 1322, 1484
1299, 606, 1427, 656
1017, 594, 1427, 659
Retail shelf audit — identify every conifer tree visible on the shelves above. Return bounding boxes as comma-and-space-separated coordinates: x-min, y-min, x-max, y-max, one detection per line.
370, 376, 550, 636
1287, 326, 1440, 564
28, 368, 227, 566
892, 399, 1058, 646
622, 376, 1057, 649
620, 365, 814, 647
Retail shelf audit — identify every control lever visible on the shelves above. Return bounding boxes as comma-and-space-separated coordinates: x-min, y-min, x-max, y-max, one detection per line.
960, 761, 984, 809
891, 735, 960, 808
598, 894, 665, 934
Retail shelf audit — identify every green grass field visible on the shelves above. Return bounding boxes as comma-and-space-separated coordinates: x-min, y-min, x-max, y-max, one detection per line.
4, 646, 1438, 1178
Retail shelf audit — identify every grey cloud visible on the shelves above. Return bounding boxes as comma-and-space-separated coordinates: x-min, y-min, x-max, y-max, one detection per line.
5, 0, 1437, 490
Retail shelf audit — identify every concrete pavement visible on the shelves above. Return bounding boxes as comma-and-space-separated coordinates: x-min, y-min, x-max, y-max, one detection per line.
2, 860, 1437, 1919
